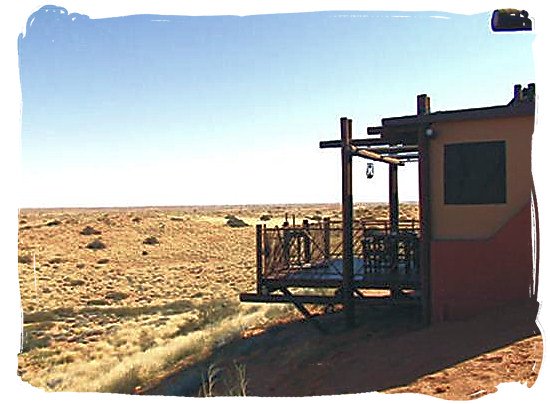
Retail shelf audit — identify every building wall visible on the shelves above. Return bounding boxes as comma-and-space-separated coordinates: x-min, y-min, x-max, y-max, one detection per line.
429, 115, 534, 240
426, 114, 535, 322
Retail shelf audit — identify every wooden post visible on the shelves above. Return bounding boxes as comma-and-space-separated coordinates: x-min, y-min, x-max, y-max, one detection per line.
417, 94, 432, 325
256, 224, 264, 294
323, 217, 331, 263
389, 163, 399, 234
341, 117, 355, 328
389, 163, 400, 295
283, 221, 291, 268
303, 219, 311, 264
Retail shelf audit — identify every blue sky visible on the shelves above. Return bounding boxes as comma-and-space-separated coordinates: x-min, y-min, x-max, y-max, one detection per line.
18, 6, 535, 207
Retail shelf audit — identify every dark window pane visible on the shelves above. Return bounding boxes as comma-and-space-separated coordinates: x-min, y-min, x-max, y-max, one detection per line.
444, 141, 506, 204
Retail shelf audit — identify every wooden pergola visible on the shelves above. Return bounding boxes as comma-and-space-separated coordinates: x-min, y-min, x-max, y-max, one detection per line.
319, 112, 422, 327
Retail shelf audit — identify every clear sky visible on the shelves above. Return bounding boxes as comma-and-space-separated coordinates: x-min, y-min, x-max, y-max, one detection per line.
18, 6, 535, 207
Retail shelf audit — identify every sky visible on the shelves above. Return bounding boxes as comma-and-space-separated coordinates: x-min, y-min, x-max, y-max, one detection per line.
17, 5, 536, 208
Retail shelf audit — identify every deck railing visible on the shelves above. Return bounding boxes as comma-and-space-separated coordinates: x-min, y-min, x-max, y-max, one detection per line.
259, 218, 420, 282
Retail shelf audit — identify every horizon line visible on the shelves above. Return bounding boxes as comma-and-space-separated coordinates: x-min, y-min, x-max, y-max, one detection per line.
19, 200, 420, 211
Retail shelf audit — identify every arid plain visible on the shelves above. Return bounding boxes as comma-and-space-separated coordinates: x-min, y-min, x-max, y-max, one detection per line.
17, 203, 542, 398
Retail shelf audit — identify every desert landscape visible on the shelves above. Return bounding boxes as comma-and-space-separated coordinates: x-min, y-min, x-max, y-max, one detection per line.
17, 203, 542, 398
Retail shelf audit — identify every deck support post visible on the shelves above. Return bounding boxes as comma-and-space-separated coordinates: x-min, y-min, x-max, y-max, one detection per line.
282, 221, 290, 268
389, 162, 400, 296
389, 164, 399, 234
256, 224, 264, 295
341, 117, 355, 328
303, 219, 311, 264
323, 217, 331, 263
417, 94, 432, 326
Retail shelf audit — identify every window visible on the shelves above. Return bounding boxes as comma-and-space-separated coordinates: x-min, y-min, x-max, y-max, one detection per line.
444, 141, 506, 204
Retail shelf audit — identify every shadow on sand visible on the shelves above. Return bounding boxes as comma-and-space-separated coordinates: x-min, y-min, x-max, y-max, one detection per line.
140, 299, 540, 396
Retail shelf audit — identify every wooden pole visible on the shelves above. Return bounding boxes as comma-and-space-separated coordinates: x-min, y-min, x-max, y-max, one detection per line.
341, 117, 355, 328
389, 163, 400, 296
417, 94, 432, 325
283, 221, 290, 268
256, 224, 264, 294
303, 219, 311, 264
323, 217, 331, 263
389, 163, 399, 235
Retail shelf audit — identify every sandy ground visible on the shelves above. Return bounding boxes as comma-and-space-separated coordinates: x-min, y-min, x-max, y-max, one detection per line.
17, 203, 542, 398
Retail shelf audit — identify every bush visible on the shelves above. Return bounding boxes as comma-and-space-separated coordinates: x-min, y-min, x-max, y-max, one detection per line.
18, 254, 33, 264
226, 217, 249, 228
143, 236, 160, 245
86, 239, 107, 250
80, 226, 102, 236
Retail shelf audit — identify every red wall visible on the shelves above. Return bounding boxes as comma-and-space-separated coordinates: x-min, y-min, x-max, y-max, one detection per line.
430, 203, 535, 322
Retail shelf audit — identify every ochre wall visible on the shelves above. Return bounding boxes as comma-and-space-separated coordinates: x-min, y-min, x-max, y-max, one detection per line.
430, 203, 534, 322
429, 115, 533, 240
426, 114, 535, 322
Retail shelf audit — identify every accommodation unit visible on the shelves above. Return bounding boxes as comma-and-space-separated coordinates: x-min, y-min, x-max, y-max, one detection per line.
240, 83, 537, 327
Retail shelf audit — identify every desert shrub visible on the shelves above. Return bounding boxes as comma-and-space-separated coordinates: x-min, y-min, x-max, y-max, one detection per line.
143, 236, 159, 245
86, 239, 107, 250
169, 216, 185, 222
105, 291, 129, 301
87, 299, 110, 306
18, 254, 33, 264
48, 257, 65, 264
80, 226, 102, 236
46, 219, 61, 226
97, 258, 109, 264
199, 361, 248, 397
68, 279, 85, 286
259, 214, 272, 221
226, 216, 249, 228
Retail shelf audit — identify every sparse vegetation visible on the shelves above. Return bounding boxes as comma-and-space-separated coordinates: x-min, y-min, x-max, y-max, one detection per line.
86, 239, 107, 250
199, 361, 248, 397
17, 204, 538, 398
226, 215, 249, 228
18, 254, 33, 264
80, 226, 102, 236
143, 236, 160, 245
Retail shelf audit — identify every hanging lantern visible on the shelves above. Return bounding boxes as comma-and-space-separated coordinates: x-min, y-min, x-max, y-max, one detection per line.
366, 163, 374, 179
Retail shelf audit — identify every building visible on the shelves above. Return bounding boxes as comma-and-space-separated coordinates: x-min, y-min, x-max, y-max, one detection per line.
240, 83, 537, 327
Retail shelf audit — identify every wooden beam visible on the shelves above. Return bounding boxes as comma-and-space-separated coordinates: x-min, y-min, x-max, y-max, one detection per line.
367, 126, 384, 135
319, 138, 412, 149
368, 145, 418, 153
350, 145, 404, 165
239, 292, 420, 306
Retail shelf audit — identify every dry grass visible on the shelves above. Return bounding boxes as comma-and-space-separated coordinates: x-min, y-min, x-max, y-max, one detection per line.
19, 203, 411, 392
